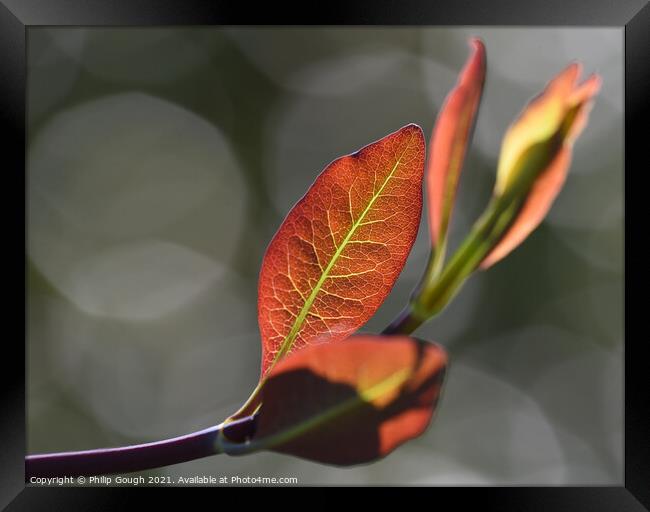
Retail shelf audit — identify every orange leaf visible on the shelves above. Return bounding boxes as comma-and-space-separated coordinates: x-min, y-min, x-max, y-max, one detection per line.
481, 64, 601, 269
253, 335, 447, 465
427, 38, 486, 246
258, 125, 425, 376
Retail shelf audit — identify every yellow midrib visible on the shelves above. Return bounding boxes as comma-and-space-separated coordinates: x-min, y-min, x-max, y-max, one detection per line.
268, 138, 414, 373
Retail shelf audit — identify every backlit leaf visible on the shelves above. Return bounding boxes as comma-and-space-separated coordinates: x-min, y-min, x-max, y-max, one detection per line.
427, 38, 486, 247
242, 335, 447, 465
481, 64, 601, 268
258, 125, 425, 376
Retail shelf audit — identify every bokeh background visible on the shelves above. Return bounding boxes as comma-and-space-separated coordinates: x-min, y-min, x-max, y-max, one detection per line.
27, 27, 623, 485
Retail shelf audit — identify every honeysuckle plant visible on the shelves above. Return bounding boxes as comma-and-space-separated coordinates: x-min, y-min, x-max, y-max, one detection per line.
26, 38, 600, 479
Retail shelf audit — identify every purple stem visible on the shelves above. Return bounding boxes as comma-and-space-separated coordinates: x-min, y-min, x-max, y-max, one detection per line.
26, 294, 423, 480
382, 306, 424, 335
25, 415, 256, 481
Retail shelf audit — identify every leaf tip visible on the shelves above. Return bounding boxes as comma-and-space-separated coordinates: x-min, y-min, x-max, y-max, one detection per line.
400, 122, 425, 140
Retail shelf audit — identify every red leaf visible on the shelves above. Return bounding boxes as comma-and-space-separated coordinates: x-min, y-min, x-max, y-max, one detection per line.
427, 38, 486, 247
254, 335, 448, 465
481, 65, 601, 269
258, 125, 425, 376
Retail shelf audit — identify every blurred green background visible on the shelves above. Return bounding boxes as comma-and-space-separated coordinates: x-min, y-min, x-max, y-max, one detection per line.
27, 27, 623, 485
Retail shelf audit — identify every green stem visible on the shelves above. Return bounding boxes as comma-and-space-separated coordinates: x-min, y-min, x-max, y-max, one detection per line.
383, 194, 521, 336
226, 382, 264, 422
429, 235, 448, 281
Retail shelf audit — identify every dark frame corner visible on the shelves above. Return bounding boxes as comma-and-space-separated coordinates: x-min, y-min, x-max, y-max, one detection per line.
1, 0, 647, 509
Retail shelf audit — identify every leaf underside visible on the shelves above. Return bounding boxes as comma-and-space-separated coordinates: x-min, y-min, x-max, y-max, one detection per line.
254, 335, 448, 466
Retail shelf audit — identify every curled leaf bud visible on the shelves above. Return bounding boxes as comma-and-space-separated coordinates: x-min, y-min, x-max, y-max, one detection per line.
482, 63, 601, 268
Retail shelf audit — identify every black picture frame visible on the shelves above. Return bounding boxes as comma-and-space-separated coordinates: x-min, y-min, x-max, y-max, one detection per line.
2, 0, 646, 509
